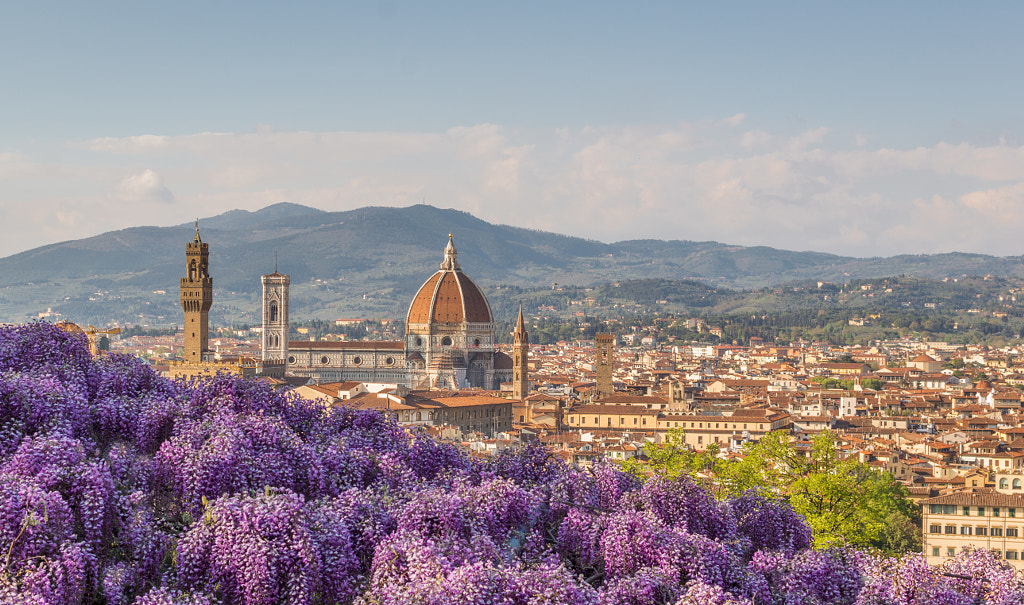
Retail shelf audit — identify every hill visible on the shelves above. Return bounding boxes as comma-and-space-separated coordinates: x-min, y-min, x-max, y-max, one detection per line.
1, 203, 1023, 326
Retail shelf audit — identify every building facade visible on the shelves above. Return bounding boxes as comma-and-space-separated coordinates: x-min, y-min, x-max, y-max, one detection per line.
282, 236, 514, 390
921, 489, 1024, 569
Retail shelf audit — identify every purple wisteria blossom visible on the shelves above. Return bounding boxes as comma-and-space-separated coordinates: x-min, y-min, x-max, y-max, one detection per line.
0, 321, 1019, 605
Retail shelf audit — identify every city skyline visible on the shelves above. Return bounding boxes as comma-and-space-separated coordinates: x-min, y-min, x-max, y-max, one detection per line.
3, 2, 1024, 258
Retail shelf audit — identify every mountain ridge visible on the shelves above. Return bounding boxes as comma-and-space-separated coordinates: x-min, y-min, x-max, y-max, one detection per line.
1, 203, 1022, 325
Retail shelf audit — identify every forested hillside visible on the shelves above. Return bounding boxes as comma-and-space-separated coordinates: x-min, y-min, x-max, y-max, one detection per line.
1, 203, 1023, 326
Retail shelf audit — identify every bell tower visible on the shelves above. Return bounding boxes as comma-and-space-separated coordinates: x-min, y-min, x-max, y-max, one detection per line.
180, 220, 213, 363
261, 262, 290, 363
513, 306, 529, 400
595, 332, 614, 399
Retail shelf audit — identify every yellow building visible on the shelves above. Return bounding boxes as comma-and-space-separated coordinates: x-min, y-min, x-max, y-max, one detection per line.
921, 489, 1024, 569
566, 404, 660, 431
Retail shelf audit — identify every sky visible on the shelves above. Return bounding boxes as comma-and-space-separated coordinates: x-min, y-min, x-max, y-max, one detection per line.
3, 2, 1024, 258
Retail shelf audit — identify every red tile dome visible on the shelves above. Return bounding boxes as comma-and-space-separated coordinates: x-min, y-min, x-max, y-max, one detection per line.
406, 235, 493, 326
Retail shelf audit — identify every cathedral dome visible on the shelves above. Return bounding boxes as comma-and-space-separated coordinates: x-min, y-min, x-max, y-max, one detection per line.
407, 235, 493, 326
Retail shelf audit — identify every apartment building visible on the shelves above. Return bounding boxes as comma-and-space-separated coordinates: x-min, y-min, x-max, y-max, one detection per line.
921, 489, 1024, 569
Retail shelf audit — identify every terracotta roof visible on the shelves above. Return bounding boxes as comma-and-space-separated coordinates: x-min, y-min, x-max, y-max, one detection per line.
407, 273, 442, 324
407, 270, 492, 325
921, 488, 1024, 507
426, 394, 512, 408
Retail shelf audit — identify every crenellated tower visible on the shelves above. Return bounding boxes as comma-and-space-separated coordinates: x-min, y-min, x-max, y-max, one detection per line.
180, 221, 213, 363
513, 305, 529, 400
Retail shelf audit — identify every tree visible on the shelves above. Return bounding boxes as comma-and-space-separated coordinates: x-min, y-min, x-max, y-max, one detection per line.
790, 433, 920, 552
622, 428, 719, 481
860, 378, 884, 390
715, 431, 921, 553
717, 431, 801, 496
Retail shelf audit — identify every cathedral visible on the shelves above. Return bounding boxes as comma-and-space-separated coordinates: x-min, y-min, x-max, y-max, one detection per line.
270, 235, 516, 390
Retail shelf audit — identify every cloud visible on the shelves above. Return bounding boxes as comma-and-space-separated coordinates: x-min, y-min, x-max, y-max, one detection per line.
114, 169, 175, 204
722, 113, 746, 127
739, 129, 772, 150
89, 134, 171, 153
960, 182, 1024, 214
7, 120, 1024, 259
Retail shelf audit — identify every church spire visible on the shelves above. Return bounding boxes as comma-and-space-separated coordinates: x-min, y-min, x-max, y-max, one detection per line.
440, 233, 460, 271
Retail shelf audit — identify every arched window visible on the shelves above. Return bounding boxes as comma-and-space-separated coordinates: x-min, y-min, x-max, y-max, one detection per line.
442, 336, 453, 346
415, 412, 422, 421
269, 301, 278, 322
188, 260, 197, 280
1001, 478, 1010, 489
1015, 479, 1022, 490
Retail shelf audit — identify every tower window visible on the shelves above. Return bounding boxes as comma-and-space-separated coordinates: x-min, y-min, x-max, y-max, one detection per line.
270, 301, 278, 322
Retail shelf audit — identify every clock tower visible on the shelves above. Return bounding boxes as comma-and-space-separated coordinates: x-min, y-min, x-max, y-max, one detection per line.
180, 221, 212, 363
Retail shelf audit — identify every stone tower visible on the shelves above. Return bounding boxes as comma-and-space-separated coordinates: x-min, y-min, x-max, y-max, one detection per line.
512, 306, 529, 400
595, 332, 614, 399
180, 221, 212, 363
261, 268, 290, 363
